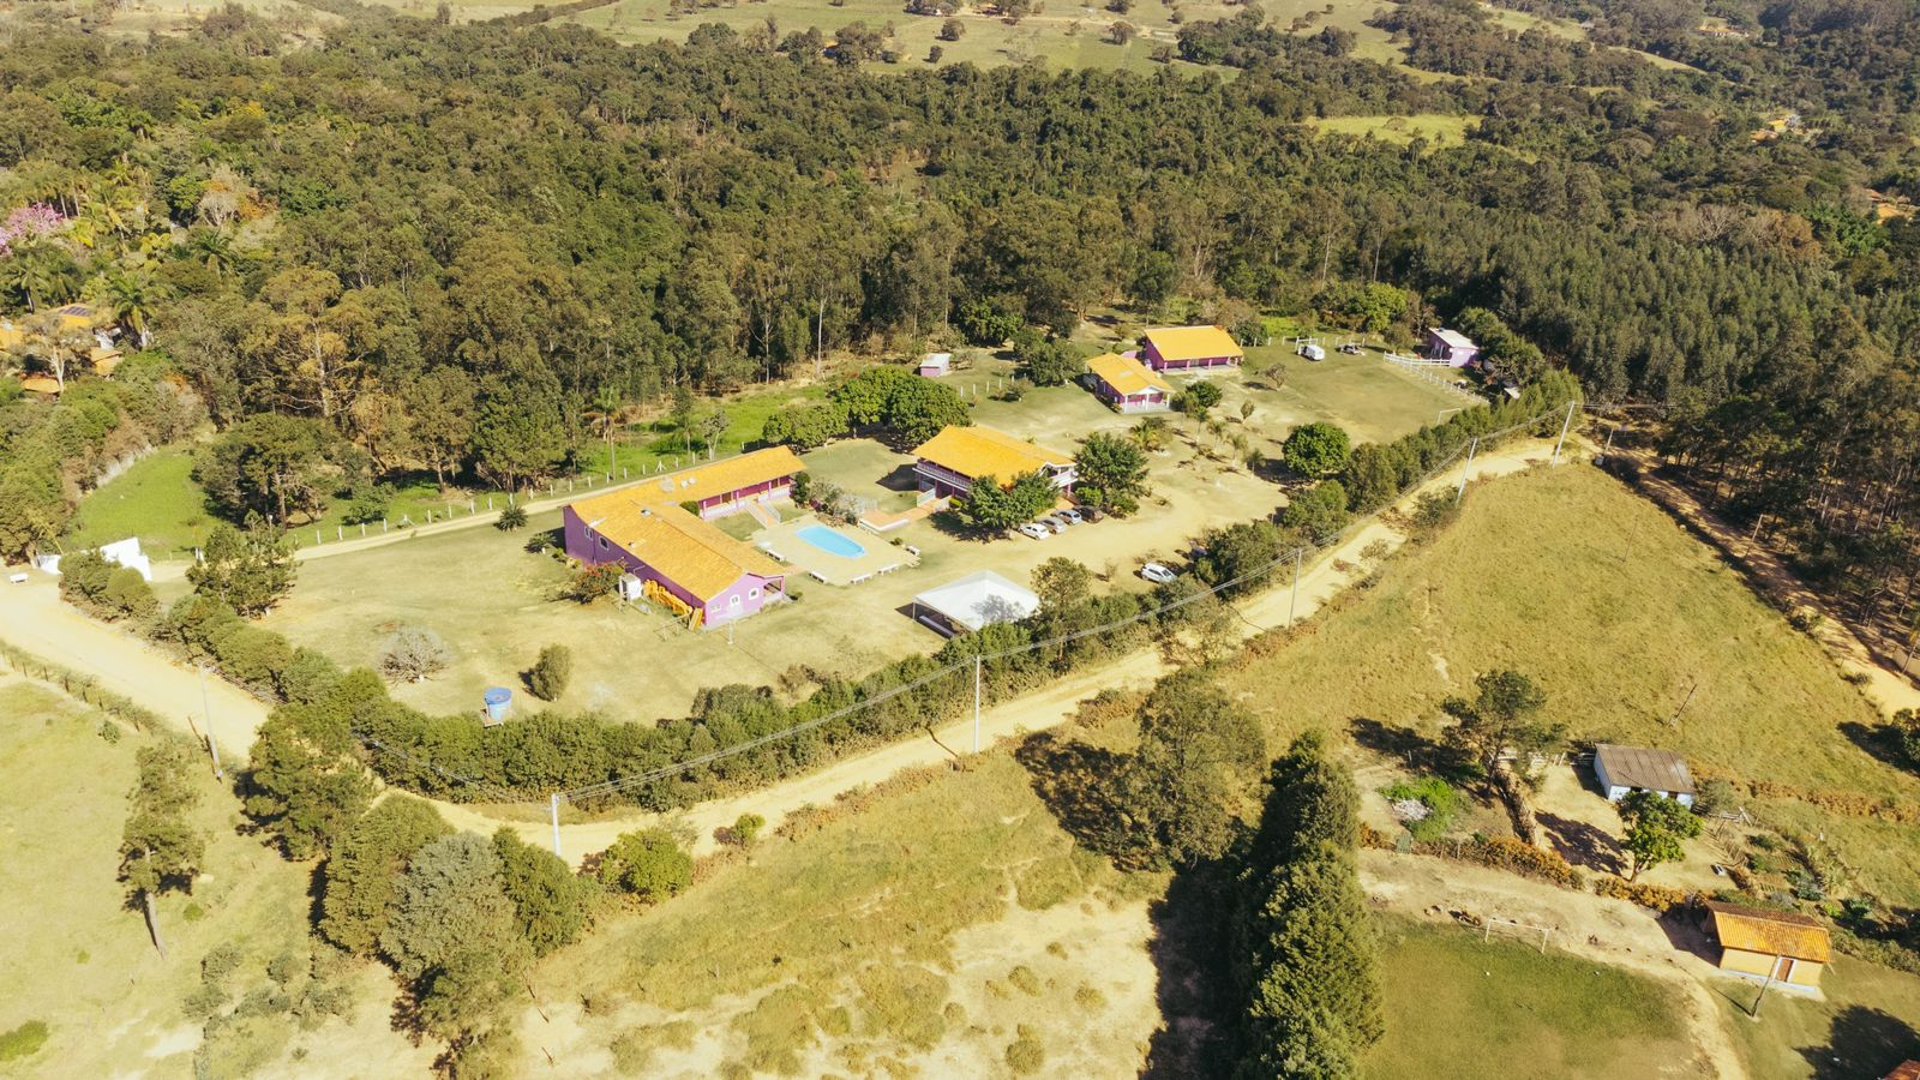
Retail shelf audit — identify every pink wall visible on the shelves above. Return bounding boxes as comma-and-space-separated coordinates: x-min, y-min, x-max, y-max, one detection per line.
1143, 340, 1239, 371
562, 506, 785, 628
697, 477, 793, 519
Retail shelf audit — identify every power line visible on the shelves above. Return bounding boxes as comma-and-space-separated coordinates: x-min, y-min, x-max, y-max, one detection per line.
531, 403, 1570, 807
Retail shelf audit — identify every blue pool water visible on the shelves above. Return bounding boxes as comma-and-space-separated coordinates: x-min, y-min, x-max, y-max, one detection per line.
796, 525, 867, 559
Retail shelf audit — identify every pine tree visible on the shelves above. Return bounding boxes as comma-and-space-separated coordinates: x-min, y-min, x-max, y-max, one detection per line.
119, 741, 207, 957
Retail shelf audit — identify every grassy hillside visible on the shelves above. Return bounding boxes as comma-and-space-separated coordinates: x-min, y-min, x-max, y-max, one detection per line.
0, 681, 426, 1079
1364, 918, 1691, 1080
527, 755, 1156, 1075
1218, 465, 1920, 900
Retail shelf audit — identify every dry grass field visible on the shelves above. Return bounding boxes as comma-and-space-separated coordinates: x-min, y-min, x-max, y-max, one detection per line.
1216, 464, 1920, 905
0, 679, 427, 1080
516, 754, 1163, 1076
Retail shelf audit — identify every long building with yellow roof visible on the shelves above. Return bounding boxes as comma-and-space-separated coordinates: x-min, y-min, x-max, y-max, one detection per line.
1141, 325, 1243, 371
561, 447, 806, 629
625, 445, 805, 519
911, 425, 1076, 497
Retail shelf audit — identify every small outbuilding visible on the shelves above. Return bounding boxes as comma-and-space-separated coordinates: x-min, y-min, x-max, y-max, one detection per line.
1593, 744, 1696, 807
1086, 352, 1172, 413
911, 570, 1040, 636
919, 352, 952, 377
1701, 901, 1829, 990
1424, 327, 1480, 367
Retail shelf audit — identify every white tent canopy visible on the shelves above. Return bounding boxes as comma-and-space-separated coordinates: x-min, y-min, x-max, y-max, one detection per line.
912, 570, 1039, 634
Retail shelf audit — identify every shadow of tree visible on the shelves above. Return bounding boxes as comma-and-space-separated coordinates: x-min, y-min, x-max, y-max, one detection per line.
1537, 811, 1626, 876
1654, 906, 1719, 965
1013, 730, 1144, 868
1140, 859, 1239, 1080
1840, 720, 1916, 775
1799, 1005, 1920, 1080
1348, 716, 1462, 777
877, 462, 921, 494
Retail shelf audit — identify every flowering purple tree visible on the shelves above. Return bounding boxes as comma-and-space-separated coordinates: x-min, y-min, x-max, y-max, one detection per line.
0, 204, 68, 258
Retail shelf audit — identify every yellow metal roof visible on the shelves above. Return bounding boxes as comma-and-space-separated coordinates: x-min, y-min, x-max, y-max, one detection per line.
571, 496, 783, 603
1087, 353, 1170, 397
629, 446, 805, 506
1144, 325, 1243, 363
912, 425, 1073, 485
1704, 902, 1831, 963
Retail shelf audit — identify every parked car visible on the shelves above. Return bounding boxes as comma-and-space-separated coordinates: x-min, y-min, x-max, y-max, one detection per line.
1057, 508, 1085, 525
1041, 516, 1070, 533
1339, 342, 1365, 355
1140, 562, 1178, 585
1017, 523, 1052, 540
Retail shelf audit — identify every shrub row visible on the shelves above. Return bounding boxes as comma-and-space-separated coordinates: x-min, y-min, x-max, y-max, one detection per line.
1592, 877, 1695, 912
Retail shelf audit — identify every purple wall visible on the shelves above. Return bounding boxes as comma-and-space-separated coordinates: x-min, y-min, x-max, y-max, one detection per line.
562, 506, 785, 628
1424, 330, 1480, 368
1095, 380, 1168, 413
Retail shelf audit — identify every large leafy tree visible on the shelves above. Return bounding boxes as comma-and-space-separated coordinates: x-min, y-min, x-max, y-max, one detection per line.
951, 470, 1058, 532
492, 828, 595, 957
1441, 669, 1563, 771
1114, 672, 1267, 868
1283, 422, 1352, 480
1234, 732, 1382, 1078
119, 740, 206, 958
1618, 790, 1703, 881
193, 414, 343, 524
1075, 431, 1150, 515
320, 795, 452, 956
380, 833, 533, 1038
243, 675, 382, 859
187, 518, 296, 617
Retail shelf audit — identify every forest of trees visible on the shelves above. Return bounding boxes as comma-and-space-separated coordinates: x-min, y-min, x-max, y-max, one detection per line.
0, 1, 1914, 625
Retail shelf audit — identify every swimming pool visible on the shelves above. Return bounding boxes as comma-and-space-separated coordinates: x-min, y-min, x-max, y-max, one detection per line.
796, 525, 868, 559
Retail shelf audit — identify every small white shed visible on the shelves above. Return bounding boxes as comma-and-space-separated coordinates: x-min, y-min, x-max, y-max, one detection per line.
1593, 744, 1695, 808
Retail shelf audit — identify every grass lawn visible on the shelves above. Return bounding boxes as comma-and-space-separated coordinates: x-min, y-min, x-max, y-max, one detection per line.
1363, 917, 1691, 1079
62, 449, 212, 560
1235, 344, 1477, 447
1216, 465, 1920, 899
525, 754, 1147, 1074
0, 680, 425, 1079
263, 345, 1471, 724
1716, 955, 1920, 1080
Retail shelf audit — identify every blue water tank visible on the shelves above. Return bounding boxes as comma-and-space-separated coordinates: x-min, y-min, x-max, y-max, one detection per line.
482, 687, 512, 722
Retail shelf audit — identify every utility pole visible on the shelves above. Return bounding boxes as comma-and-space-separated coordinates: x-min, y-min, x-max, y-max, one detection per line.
1456, 437, 1479, 506
550, 793, 564, 859
1552, 400, 1578, 464
972, 655, 983, 754
1751, 965, 1777, 1019
1288, 547, 1302, 626
198, 665, 221, 780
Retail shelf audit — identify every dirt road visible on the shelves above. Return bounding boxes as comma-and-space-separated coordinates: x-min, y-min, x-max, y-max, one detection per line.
0, 578, 269, 757
1361, 848, 1746, 1077
3, 437, 1557, 866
